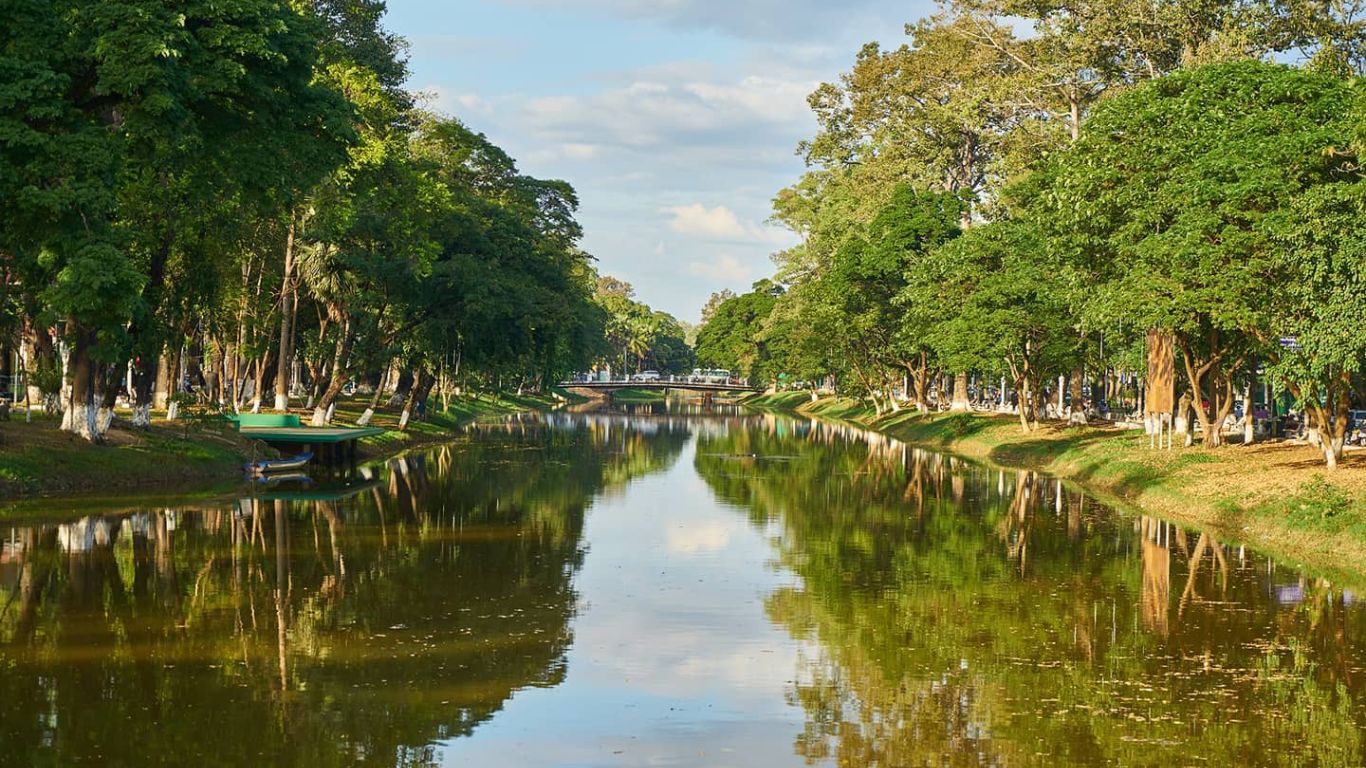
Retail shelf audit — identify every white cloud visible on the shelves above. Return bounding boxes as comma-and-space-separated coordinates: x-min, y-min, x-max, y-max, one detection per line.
685, 254, 752, 282
561, 142, 602, 160
520, 69, 817, 153
666, 203, 793, 247
493, 0, 927, 42
666, 203, 746, 239
422, 85, 496, 118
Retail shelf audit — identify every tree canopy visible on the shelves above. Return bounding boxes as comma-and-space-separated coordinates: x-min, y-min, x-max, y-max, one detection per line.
696, 2, 1366, 467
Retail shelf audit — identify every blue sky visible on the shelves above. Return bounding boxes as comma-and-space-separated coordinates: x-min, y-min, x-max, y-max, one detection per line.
384, 0, 937, 321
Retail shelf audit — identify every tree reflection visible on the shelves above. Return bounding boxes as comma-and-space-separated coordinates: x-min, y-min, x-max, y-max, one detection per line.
696, 420, 1366, 766
0, 414, 688, 767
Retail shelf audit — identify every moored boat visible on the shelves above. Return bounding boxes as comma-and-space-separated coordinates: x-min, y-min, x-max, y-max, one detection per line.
245, 452, 314, 475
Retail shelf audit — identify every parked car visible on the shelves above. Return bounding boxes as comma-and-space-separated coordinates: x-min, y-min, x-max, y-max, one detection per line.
1350, 409, 1366, 430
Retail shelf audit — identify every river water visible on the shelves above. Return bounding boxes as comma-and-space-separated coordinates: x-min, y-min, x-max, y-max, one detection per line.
2, 407, 1364, 766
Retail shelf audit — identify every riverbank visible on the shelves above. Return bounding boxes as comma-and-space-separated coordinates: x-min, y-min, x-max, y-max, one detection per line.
342, 390, 576, 457
0, 390, 578, 503
745, 391, 1366, 576
0, 417, 250, 502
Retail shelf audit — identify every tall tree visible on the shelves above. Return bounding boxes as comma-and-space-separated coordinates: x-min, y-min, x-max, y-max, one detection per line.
1043, 61, 1357, 447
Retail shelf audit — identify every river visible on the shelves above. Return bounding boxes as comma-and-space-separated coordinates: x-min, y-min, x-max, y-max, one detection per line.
2, 406, 1363, 766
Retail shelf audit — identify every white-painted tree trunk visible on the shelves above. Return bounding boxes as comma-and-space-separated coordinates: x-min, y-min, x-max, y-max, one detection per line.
311, 407, 328, 426
273, 393, 288, 411
950, 373, 970, 412
132, 403, 152, 428
166, 401, 179, 420
68, 401, 97, 442
97, 406, 114, 435
1323, 435, 1345, 470
398, 408, 411, 430
357, 408, 374, 426
326, 401, 335, 423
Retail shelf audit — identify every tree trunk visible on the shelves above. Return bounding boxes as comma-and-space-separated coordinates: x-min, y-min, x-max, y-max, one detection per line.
164, 345, 183, 420
274, 215, 297, 412
904, 354, 933, 413
357, 362, 390, 426
63, 321, 100, 442
96, 363, 118, 436
388, 368, 414, 408
153, 352, 171, 410
1175, 392, 1194, 447
398, 368, 434, 431
1017, 377, 1033, 433
311, 320, 354, 426
1178, 335, 1240, 449
249, 358, 262, 413
1299, 375, 1351, 469
950, 373, 970, 412
131, 350, 159, 428
1069, 367, 1086, 424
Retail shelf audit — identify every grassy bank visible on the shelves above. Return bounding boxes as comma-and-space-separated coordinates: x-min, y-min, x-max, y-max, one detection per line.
339, 389, 578, 456
745, 391, 1366, 576
0, 389, 579, 503
0, 416, 249, 502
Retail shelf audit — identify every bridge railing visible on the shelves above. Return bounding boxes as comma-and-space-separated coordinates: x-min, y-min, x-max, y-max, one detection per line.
559, 376, 757, 389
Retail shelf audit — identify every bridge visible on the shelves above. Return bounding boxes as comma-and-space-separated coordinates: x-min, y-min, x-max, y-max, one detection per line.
560, 379, 761, 395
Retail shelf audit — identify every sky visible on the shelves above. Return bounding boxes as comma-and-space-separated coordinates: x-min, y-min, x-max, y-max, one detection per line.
383, 0, 938, 322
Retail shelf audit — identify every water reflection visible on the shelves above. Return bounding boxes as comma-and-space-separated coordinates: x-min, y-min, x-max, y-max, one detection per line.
0, 415, 688, 767
2, 410, 1365, 766
696, 421, 1366, 766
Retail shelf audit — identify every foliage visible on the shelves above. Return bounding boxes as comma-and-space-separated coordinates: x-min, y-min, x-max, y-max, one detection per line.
0, 0, 616, 441
694, 281, 782, 381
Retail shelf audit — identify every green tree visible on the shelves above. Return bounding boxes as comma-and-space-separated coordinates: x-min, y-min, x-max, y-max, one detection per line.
1265, 182, 1366, 468
916, 221, 1078, 431
695, 281, 782, 383
1042, 61, 1357, 447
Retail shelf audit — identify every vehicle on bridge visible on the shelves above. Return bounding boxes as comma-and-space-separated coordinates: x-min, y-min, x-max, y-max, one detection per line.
632, 370, 661, 382
690, 368, 733, 384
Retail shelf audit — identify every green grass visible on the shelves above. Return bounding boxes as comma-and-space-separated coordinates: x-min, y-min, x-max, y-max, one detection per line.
1268, 476, 1365, 536
338, 389, 578, 454
0, 417, 247, 501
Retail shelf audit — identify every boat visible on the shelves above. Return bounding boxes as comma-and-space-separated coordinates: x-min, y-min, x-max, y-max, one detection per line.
245, 451, 313, 475
251, 471, 314, 486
